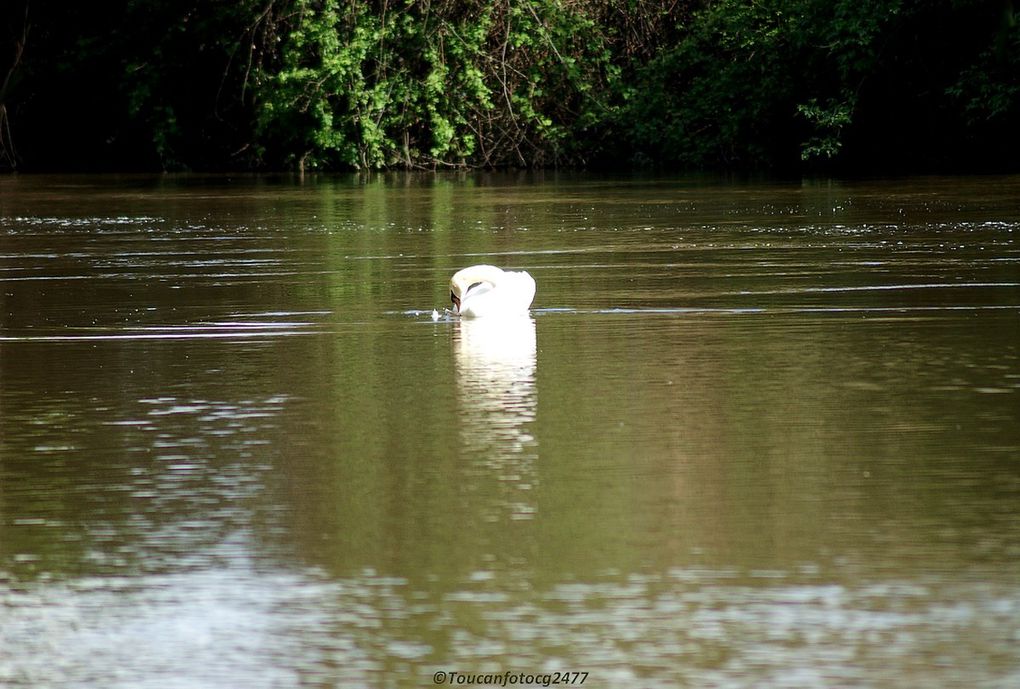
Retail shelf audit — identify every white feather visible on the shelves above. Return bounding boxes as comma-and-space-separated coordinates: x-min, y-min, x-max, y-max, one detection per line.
450, 265, 536, 318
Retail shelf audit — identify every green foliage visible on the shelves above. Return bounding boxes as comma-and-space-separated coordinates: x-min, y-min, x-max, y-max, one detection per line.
946, 4, 1020, 129
255, 0, 616, 169
797, 98, 853, 160
3, 0, 1019, 171
619, 0, 805, 166
617, 0, 910, 167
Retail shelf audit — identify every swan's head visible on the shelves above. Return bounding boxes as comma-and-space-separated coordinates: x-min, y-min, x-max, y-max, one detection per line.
449, 264, 505, 314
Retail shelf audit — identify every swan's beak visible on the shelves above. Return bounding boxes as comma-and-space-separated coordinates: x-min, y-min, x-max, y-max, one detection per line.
451, 291, 461, 314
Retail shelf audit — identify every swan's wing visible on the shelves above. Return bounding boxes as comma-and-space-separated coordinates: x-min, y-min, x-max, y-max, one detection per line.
504, 270, 536, 310
459, 269, 535, 317
463, 281, 495, 301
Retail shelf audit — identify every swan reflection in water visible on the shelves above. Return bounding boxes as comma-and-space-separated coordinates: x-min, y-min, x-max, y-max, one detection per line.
454, 316, 538, 521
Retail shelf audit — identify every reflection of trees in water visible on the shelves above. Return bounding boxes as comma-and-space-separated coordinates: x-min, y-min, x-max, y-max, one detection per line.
454, 317, 538, 522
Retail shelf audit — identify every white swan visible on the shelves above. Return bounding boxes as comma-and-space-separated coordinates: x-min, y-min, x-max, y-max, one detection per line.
449, 264, 536, 318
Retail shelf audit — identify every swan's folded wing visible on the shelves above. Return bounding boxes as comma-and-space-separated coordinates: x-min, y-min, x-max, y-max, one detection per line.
505, 270, 536, 310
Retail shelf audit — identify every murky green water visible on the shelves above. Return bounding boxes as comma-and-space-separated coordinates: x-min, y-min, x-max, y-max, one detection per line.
1, 173, 1019, 687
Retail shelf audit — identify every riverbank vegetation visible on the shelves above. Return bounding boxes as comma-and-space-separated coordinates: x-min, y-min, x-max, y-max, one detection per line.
1, 0, 1016, 173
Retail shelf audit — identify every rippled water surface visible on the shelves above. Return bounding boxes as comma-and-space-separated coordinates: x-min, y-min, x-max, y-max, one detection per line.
1, 174, 1019, 687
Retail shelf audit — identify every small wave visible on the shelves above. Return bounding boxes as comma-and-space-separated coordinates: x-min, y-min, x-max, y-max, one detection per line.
0, 322, 321, 343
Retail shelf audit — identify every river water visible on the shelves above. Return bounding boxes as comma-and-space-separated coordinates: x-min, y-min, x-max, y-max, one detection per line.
1, 174, 1018, 687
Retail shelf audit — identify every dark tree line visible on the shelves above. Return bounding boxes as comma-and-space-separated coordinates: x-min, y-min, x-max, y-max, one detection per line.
0, 0, 1016, 173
